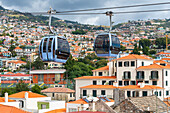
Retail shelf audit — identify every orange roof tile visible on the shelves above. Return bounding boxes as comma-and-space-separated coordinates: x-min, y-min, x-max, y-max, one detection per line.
14, 46, 22, 50
74, 76, 116, 80
0, 104, 30, 113
0, 97, 15, 102
67, 99, 88, 104
118, 85, 164, 89
153, 60, 168, 64
80, 85, 117, 89
157, 52, 170, 55
116, 54, 152, 60
6, 72, 14, 74
92, 66, 109, 71
163, 101, 170, 107
137, 63, 170, 70
41, 88, 75, 93
162, 58, 170, 61
45, 108, 66, 113
9, 91, 47, 98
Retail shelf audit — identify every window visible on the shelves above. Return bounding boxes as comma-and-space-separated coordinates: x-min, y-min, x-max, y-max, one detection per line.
52, 93, 54, 97
109, 81, 114, 85
19, 100, 24, 108
131, 61, 135, 66
101, 90, 105, 95
115, 63, 117, 67
93, 81, 97, 85
137, 71, 144, 79
119, 81, 122, 86
131, 81, 136, 85
70, 93, 72, 97
123, 71, 131, 79
166, 71, 168, 76
145, 81, 149, 84
115, 72, 117, 76
99, 72, 102, 76
43, 38, 48, 52
41, 104, 47, 109
48, 38, 53, 52
118, 62, 122, 67
124, 61, 129, 67
83, 90, 87, 96
142, 62, 144, 66
166, 81, 168, 86
151, 71, 158, 79
127, 91, 131, 97
143, 91, 147, 96
124, 81, 129, 86
159, 91, 161, 96
166, 91, 169, 96
102, 81, 106, 85
93, 90, 97, 97
154, 91, 158, 96
152, 81, 157, 85
132, 91, 136, 97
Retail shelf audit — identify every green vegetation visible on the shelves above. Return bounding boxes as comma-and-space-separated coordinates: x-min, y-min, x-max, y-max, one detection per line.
65, 54, 108, 80
72, 29, 87, 35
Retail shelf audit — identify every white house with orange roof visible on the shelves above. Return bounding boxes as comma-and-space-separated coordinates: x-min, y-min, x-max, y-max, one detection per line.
8, 91, 65, 113
136, 63, 170, 98
111, 54, 153, 86
75, 76, 116, 100
14, 46, 23, 56
7, 60, 26, 71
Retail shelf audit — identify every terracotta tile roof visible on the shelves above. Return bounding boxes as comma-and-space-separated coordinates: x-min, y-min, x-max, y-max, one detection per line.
118, 85, 164, 89
116, 54, 152, 60
14, 46, 22, 50
92, 66, 109, 71
162, 58, 170, 61
153, 60, 168, 64
74, 76, 116, 80
0, 104, 30, 113
69, 111, 107, 113
0, 73, 31, 77
0, 97, 16, 102
80, 85, 117, 89
41, 88, 75, 93
6, 72, 14, 74
9, 91, 47, 98
157, 52, 170, 55
137, 63, 170, 70
45, 108, 66, 113
67, 99, 88, 104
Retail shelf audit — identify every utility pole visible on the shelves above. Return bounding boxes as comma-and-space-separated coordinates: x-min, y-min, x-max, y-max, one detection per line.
166, 34, 168, 51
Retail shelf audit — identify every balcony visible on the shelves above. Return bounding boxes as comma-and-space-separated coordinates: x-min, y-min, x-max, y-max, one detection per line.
150, 75, 159, 80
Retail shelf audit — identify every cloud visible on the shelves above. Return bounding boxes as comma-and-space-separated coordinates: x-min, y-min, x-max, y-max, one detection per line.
0, 0, 170, 25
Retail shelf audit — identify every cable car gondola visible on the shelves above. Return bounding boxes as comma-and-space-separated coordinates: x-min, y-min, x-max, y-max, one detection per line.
94, 12, 120, 58
39, 8, 70, 63
39, 35, 70, 63
94, 33, 120, 58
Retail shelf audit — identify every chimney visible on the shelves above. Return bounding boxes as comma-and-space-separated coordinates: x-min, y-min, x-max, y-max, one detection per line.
25, 92, 28, 99
5, 92, 8, 103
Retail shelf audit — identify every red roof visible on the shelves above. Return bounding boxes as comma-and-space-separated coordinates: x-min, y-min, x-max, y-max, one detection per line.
69, 111, 107, 113
116, 54, 152, 60
0, 73, 31, 77
9, 91, 47, 98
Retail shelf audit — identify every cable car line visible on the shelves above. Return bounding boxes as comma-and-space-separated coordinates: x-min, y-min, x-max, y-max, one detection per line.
28, 1, 170, 14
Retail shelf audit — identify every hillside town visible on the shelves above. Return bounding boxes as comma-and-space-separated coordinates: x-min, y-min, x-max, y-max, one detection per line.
0, 4, 169, 113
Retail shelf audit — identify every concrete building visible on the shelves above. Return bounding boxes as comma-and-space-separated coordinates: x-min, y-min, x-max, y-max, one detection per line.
30, 69, 66, 84
41, 87, 75, 102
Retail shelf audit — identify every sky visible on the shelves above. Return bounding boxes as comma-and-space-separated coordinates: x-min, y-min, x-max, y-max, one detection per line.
0, 0, 170, 25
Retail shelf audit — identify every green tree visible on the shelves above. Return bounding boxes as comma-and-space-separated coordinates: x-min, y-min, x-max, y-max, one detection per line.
1, 88, 14, 97
32, 57, 44, 70
15, 80, 29, 93
31, 84, 41, 94
149, 50, 156, 54
95, 59, 108, 68
120, 45, 126, 51
142, 46, 149, 55
139, 39, 151, 48
132, 44, 140, 55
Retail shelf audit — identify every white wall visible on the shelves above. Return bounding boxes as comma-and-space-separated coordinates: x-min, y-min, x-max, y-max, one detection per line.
26, 97, 51, 110
66, 103, 89, 112
0, 102, 20, 108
